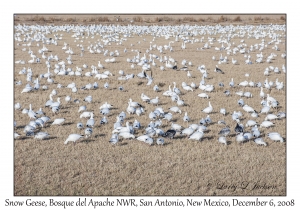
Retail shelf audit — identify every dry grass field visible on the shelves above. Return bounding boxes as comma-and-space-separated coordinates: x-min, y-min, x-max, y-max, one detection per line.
14, 15, 286, 196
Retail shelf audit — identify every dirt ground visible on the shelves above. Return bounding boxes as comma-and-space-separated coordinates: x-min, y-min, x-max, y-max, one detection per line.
14, 14, 286, 26
14, 15, 286, 196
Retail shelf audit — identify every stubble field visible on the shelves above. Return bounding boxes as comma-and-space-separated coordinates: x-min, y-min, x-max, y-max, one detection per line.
14, 15, 286, 196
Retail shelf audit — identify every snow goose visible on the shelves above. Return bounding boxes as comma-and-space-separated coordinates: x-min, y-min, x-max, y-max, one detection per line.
260, 87, 265, 98
83, 95, 92, 103
252, 128, 261, 138
214, 65, 224, 74
169, 106, 181, 114
239, 81, 248, 87
173, 82, 181, 95
176, 96, 185, 106
21, 85, 33, 93
157, 138, 165, 145
109, 134, 119, 145
254, 138, 267, 146
198, 93, 209, 98
99, 102, 113, 110
118, 132, 135, 139
260, 121, 274, 128
277, 112, 286, 119
28, 104, 36, 119
141, 93, 150, 102
171, 123, 182, 131
149, 97, 159, 106
246, 120, 257, 127
218, 136, 227, 145
205, 115, 212, 124
52, 118, 65, 126
224, 90, 230, 96
85, 127, 93, 138
236, 133, 247, 143
80, 111, 92, 119
77, 122, 84, 129
128, 98, 143, 107
183, 112, 190, 123
243, 132, 253, 140
15, 103, 21, 110
202, 101, 213, 114
78, 106, 86, 113
34, 132, 50, 140
260, 101, 271, 114
127, 103, 136, 114
229, 78, 234, 87
64, 134, 84, 144
137, 134, 150, 142
100, 108, 110, 116
50, 98, 61, 108
86, 113, 95, 127
220, 108, 226, 116
189, 131, 204, 141
180, 127, 194, 137
267, 132, 284, 142
218, 127, 230, 137
153, 85, 159, 92
162, 129, 176, 139
243, 104, 256, 113
65, 95, 71, 103
204, 85, 214, 92
243, 92, 252, 98
235, 123, 244, 133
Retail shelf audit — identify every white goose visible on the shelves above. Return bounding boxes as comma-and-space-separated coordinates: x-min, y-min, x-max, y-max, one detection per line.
28, 104, 36, 119
267, 132, 284, 142
86, 113, 95, 127
202, 101, 213, 114
189, 131, 204, 141
64, 134, 84, 144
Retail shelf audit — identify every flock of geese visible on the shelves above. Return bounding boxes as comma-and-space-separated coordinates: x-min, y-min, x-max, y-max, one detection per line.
14, 23, 286, 147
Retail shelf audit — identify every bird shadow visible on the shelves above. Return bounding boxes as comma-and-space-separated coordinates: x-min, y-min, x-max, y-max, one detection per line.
203, 135, 214, 141
45, 136, 57, 140
64, 122, 74, 126
159, 102, 168, 106
118, 142, 128, 146
226, 141, 233, 145
80, 139, 95, 143
95, 134, 105, 138
17, 136, 30, 140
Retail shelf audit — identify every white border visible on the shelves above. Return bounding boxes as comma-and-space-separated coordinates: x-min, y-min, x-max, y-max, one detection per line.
2, 1, 298, 209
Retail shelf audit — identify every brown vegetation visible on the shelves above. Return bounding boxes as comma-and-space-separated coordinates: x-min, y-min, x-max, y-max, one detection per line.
14, 14, 286, 25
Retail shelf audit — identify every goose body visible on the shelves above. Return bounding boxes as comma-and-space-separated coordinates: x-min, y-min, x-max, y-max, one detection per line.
218, 136, 227, 145
86, 113, 95, 127
34, 132, 49, 140
218, 127, 230, 136
52, 118, 65, 125
109, 134, 119, 145
64, 134, 84, 144
157, 138, 165, 145
118, 132, 135, 139
198, 93, 209, 98
260, 121, 274, 128
80, 111, 92, 118
180, 127, 194, 137
189, 131, 204, 141
267, 132, 284, 142
243, 105, 255, 113
202, 101, 213, 114
254, 138, 267, 146
162, 129, 176, 139
236, 133, 247, 143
